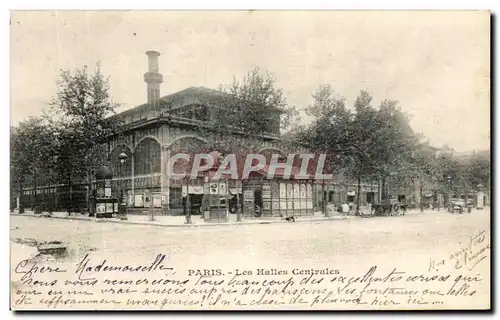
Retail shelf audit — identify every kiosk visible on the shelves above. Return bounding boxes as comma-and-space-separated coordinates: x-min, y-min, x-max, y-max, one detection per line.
202, 175, 229, 223
94, 166, 119, 219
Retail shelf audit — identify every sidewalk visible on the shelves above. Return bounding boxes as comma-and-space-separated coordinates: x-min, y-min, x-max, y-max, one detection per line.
10, 206, 441, 228
10, 210, 357, 228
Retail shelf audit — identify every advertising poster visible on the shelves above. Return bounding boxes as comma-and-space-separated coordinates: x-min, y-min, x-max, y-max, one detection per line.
96, 203, 106, 214
134, 194, 144, 207
106, 203, 114, 213
279, 183, 286, 198
153, 193, 162, 208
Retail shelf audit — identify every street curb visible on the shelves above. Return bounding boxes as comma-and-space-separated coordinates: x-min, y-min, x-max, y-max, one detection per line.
10, 213, 354, 228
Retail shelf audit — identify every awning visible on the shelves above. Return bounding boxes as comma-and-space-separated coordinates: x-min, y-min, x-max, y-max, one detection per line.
347, 191, 356, 196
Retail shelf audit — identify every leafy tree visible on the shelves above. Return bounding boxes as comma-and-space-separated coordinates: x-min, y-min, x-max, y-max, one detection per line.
344, 91, 379, 213
179, 67, 296, 222
447, 151, 491, 208
466, 151, 491, 191
223, 66, 299, 133
337, 92, 415, 213
300, 84, 351, 167
10, 117, 58, 213
289, 84, 351, 214
295, 88, 418, 215
10, 126, 29, 212
51, 125, 86, 213
373, 100, 417, 181
409, 146, 443, 210
49, 64, 122, 210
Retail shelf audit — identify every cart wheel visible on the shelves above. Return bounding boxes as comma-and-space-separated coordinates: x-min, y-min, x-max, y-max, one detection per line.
392, 203, 400, 216
375, 206, 384, 216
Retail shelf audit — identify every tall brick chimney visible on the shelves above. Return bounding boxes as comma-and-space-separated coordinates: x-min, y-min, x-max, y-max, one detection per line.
143, 51, 163, 108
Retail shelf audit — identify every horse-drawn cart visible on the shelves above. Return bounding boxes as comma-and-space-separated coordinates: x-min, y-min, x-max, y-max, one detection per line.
372, 199, 402, 216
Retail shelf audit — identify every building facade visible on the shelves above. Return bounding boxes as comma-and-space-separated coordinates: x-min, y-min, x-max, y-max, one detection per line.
16, 51, 381, 216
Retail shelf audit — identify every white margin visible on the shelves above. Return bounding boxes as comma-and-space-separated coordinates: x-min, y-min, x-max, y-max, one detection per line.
2, 2, 497, 319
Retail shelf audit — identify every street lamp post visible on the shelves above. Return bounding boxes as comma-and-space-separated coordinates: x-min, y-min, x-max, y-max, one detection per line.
118, 151, 128, 220
436, 190, 440, 211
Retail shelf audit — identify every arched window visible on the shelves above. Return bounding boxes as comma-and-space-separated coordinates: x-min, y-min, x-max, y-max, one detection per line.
109, 146, 133, 177
170, 136, 207, 154
134, 138, 161, 175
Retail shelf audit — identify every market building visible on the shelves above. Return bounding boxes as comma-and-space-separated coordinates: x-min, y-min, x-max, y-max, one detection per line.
15, 51, 381, 216
105, 51, 383, 216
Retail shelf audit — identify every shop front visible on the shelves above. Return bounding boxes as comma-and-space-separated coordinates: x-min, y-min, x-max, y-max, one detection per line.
240, 169, 315, 218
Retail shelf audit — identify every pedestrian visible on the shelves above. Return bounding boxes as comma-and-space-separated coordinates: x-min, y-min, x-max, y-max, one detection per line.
341, 202, 350, 215
254, 204, 261, 217
400, 199, 407, 216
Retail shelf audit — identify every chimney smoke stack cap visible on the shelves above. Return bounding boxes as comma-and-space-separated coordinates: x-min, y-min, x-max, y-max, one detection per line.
146, 50, 161, 57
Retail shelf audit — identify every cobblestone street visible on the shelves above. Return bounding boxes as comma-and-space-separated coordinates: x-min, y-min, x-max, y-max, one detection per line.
10, 209, 490, 268
10, 208, 491, 310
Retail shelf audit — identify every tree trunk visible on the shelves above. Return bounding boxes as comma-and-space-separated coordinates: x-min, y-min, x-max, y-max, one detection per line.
55, 186, 58, 211
322, 180, 326, 216
236, 180, 242, 222
487, 187, 490, 206
376, 179, 380, 204
381, 177, 387, 199
356, 174, 361, 216
86, 169, 92, 214
68, 175, 73, 215
19, 179, 25, 213
33, 176, 40, 214
85, 155, 91, 214
420, 184, 424, 212
47, 180, 52, 214
225, 181, 229, 221
10, 180, 14, 212
465, 189, 471, 213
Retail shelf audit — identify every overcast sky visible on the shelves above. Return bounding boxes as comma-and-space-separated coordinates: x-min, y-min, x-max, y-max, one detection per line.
10, 11, 490, 152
